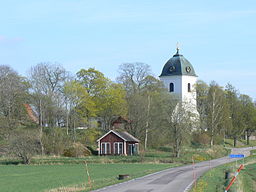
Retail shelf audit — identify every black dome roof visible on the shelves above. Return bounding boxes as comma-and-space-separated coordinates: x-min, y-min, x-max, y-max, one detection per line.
160, 49, 197, 77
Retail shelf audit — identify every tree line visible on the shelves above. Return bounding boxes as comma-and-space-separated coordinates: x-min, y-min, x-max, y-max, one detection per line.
0, 62, 255, 163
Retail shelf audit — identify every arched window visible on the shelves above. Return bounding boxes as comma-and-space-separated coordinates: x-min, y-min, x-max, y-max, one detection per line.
169, 83, 174, 92
188, 83, 191, 92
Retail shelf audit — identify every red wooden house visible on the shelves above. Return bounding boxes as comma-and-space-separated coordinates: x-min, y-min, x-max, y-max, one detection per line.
97, 130, 139, 156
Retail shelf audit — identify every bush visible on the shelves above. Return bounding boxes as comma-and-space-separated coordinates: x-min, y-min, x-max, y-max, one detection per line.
214, 135, 224, 145
43, 127, 72, 155
192, 132, 210, 145
63, 142, 91, 157
9, 130, 40, 164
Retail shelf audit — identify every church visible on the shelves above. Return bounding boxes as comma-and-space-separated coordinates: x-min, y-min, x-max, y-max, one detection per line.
159, 47, 199, 116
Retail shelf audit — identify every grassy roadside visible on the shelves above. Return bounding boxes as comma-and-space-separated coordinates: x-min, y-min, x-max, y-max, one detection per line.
225, 139, 256, 148
190, 153, 256, 192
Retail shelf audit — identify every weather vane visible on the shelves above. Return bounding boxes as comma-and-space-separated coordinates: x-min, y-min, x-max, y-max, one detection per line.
176, 42, 180, 54
176, 42, 180, 51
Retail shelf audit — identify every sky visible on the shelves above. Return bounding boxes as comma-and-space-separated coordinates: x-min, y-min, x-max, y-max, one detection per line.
0, 0, 256, 99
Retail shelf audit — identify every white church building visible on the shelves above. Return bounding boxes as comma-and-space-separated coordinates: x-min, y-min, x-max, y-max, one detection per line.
159, 47, 199, 116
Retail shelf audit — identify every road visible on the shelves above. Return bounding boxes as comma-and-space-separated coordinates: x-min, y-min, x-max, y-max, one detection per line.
91, 147, 256, 192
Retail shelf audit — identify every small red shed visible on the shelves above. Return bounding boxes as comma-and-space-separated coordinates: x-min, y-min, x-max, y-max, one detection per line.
97, 130, 139, 156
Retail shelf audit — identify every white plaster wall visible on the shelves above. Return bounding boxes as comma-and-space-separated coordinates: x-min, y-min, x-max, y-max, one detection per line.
182, 76, 198, 117
160, 76, 182, 99
160, 75, 198, 116
181, 76, 197, 105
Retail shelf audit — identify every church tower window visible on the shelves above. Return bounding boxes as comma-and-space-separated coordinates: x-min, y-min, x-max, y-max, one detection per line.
170, 83, 174, 92
188, 83, 191, 92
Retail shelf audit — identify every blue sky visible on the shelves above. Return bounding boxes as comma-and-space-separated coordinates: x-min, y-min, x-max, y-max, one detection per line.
0, 0, 256, 99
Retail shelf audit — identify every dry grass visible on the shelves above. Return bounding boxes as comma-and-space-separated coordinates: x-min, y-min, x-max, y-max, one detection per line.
47, 186, 85, 192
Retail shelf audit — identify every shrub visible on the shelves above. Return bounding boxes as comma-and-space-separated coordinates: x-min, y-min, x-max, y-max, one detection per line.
63, 142, 91, 157
43, 127, 72, 156
9, 130, 40, 164
192, 132, 210, 145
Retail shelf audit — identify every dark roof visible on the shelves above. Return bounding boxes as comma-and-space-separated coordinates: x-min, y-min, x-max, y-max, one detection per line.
111, 116, 131, 125
160, 49, 197, 77
97, 130, 139, 142
114, 131, 140, 142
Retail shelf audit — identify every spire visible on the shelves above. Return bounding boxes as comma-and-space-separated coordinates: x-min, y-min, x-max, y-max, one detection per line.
176, 42, 180, 54
174, 42, 181, 56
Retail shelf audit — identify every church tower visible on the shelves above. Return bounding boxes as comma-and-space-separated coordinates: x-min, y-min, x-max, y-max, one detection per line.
159, 47, 198, 115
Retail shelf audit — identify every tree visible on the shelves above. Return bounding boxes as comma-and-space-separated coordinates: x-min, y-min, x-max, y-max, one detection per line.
164, 100, 193, 158
117, 63, 152, 143
28, 62, 70, 154
225, 84, 244, 147
76, 68, 108, 97
76, 68, 127, 130
0, 65, 30, 137
195, 80, 209, 131
64, 80, 96, 141
117, 62, 151, 95
29, 62, 69, 127
141, 75, 166, 150
206, 82, 226, 146
9, 130, 40, 164
97, 83, 127, 130
239, 94, 256, 145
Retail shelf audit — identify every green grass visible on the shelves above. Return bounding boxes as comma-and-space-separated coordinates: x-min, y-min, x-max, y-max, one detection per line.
0, 145, 230, 192
0, 145, 230, 166
240, 163, 256, 192
190, 156, 256, 192
0, 163, 174, 192
225, 138, 256, 148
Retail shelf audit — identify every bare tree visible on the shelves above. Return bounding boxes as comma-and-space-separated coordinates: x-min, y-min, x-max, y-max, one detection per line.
9, 130, 40, 164
28, 62, 70, 154
117, 62, 151, 95
206, 82, 225, 146
0, 65, 30, 137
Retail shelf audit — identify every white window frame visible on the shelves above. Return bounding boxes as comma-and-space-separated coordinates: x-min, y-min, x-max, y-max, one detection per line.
101, 142, 111, 155
128, 144, 134, 155
114, 142, 123, 155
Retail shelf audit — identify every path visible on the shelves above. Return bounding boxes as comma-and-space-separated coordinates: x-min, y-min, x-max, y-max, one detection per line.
91, 147, 256, 192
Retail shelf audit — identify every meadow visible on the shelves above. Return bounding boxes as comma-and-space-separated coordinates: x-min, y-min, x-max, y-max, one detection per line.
0, 145, 230, 192
0, 163, 174, 192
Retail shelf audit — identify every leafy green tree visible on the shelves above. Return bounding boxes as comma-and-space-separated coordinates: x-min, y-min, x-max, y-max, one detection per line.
76, 68, 108, 96
97, 83, 127, 130
64, 80, 96, 141
76, 68, 127, 130
195, 80, 209, 132
239, 94, 256, 145
225, 84, 244, 147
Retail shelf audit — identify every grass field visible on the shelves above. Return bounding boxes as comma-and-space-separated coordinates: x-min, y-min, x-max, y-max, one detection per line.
0, 163, 175, 192
225, 139, 256, 148
190, 155, 256, 192
0, 145, 230, 192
